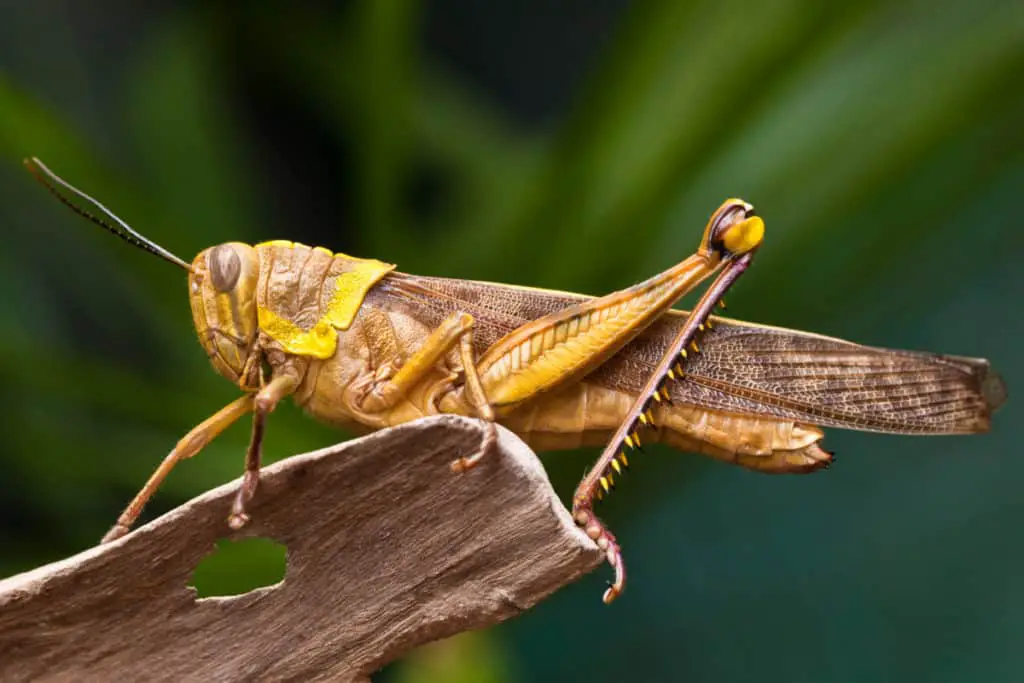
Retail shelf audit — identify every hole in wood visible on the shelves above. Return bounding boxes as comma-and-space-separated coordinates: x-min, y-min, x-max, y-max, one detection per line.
189, 537, 287, 598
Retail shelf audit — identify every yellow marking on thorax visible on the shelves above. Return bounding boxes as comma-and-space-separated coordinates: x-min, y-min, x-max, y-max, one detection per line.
323, 258, 396, 329
258, 308, 338, 359
255, 241, 395, 359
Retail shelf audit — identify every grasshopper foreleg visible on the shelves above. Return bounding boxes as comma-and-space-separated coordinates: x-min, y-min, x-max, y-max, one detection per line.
101, 395, 255, 543
227, 373, 299, 530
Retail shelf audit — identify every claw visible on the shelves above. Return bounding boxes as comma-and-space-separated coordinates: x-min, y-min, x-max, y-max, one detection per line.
573, 505, 627, 604
450, 420, 498, 473
100, 523, 130, 544
602, 545, 626, 604
227, 511, 250, 530
228, 468, 260, 530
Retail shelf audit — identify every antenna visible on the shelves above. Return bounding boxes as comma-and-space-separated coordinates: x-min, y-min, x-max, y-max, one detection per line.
24, 157, 192, 272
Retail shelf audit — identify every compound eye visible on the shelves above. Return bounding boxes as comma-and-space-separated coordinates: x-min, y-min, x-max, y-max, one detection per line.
208, 244, 242, 292
707, 200, 762, 257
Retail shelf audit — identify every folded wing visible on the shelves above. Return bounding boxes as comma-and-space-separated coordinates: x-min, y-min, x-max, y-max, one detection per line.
377, 273, 1006, 435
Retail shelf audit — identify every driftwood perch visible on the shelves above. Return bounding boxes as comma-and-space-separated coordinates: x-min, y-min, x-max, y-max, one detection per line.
0, 415, 603, 682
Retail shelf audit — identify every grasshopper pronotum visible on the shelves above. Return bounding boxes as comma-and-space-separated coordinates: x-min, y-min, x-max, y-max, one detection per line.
24, 157, 1005, 603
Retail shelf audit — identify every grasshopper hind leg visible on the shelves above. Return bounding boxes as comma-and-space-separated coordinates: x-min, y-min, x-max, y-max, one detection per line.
572, 505, 626, 604
571, 249, 758, 602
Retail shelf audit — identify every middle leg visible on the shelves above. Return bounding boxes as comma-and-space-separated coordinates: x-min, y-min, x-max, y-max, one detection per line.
349, 311, 498, 471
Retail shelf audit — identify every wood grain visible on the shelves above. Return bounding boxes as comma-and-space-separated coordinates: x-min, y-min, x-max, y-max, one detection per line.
0, 416, 602, 682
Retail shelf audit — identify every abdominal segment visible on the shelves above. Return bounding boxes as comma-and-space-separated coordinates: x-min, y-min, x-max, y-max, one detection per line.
500, 381, 833, 474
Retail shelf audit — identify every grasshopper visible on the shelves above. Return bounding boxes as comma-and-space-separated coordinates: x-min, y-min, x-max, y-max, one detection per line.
25, 158, 1005, 603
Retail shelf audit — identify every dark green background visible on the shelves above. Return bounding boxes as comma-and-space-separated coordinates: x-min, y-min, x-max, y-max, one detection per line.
1, 2, 1021, 681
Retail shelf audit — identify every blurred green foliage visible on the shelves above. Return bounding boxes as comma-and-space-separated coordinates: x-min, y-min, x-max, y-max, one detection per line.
0, 1, 1021, 681
189, 537, 287, 598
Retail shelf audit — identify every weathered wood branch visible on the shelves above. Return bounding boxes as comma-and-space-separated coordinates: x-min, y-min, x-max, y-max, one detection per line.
0, 416, 603, 682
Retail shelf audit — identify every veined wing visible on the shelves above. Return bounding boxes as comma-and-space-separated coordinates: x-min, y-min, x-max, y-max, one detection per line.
375, 272, 1005, 434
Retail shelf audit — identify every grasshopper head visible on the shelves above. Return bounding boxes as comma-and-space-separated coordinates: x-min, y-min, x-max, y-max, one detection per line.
701, 198, 764, 261
189, 243, 263, 389
22, 158, 266, 391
